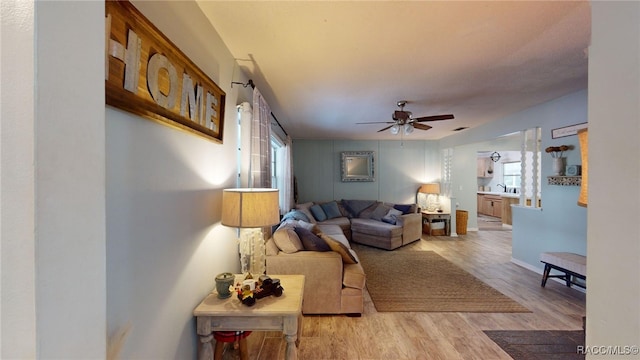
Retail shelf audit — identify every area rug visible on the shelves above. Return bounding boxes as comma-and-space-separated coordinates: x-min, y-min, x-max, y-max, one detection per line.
484, 330, 585, 360
358, 250, 530, 312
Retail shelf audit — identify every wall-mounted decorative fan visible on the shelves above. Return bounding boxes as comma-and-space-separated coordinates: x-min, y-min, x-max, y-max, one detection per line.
357, 100, 454, 135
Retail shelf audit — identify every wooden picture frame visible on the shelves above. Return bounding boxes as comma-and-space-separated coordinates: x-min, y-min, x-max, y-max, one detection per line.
105, 1, 226, 143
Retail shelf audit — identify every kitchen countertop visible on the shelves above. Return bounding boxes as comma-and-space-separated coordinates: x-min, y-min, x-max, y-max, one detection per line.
477, 191, 522, 198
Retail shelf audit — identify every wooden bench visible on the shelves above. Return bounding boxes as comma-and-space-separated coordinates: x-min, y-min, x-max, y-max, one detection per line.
540, 252, 586, 289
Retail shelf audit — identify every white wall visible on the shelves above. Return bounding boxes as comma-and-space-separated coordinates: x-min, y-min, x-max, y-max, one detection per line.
3, 0, 253, 358
1, 1, 37, 357
106, 1, 251, 358
2, 1, 106, 357
587, 2, 640, 357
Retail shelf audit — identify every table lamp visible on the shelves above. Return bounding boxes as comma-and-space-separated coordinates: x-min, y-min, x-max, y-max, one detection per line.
222, 188, 280, 277
577, 128, 588, 207
418, 183, 441, 212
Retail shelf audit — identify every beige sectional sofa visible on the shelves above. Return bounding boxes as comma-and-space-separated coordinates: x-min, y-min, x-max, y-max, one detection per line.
266, 223, 365, 315
265, 199, 422, 315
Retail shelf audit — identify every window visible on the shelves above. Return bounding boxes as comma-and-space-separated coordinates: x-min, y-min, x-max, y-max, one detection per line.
270, 135, 286, 212
503, 161, 521, 190
271, 137, 280, 189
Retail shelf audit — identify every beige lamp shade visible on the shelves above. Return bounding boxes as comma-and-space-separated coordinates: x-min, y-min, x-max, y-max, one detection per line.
221, 188, 280, 228
419, 183, 441, 194
577, 128, 588, 207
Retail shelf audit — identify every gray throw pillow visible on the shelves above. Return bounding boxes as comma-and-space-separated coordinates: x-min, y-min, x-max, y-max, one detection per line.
310, 204, 327, 222
295, 227, 331, 251
371, 204, 391, 221
321, 201, 342, 220
382, 208, 403, 225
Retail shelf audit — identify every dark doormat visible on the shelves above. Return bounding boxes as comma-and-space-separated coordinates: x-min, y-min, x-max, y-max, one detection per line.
483, 330, 585, 360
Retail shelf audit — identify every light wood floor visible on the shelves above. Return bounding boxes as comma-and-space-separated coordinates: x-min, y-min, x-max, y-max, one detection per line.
221, 229, 586, 359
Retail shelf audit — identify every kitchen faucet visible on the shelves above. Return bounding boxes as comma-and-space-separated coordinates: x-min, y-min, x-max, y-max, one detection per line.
497, 184, 507, 192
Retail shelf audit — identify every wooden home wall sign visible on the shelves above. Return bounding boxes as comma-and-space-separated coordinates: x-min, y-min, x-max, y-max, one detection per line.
105, 0, 225, 143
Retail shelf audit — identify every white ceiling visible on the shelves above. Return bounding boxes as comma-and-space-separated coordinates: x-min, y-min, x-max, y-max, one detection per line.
196, 1, 590, 140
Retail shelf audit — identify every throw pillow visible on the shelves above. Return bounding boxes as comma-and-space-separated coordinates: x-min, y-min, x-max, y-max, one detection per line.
295, 202, 317, 224
273, 226, 304, 254
370, 203, 391, 221
320, 201, 342, 220
393, 204, 413, 214
296, 220, 315, 231
281, 209, 310, 223
276, 219, 298, 231
310, 204, 328, 222
382, 208, 403, 225
295, 227, 331, 252
318, 233, 358, 264
265, 238, 280, 256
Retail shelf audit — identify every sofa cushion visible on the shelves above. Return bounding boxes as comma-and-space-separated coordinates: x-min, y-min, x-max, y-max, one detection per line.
318, 233, 358, 264
317, 216, 351, 237
320, 201, 342, 220
273, 226, 304, 253
295, 227, 331, 252
351, 218, 403, 238
310, 204, 327, 222
295, 202, 317, 224
382, 208, 403, 225
341, 199, 377, 218
315, 223, 347, 237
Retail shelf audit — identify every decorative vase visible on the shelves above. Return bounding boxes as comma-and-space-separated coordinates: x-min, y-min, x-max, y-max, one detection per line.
215, 272, 235, 299
552, 157, 565, 176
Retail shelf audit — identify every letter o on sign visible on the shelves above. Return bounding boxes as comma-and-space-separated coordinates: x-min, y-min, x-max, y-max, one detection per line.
147, 53, 178, 109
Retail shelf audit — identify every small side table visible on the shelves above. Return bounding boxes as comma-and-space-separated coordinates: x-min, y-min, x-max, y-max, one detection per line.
422, 211, 451, 236
193, 274, 305, 360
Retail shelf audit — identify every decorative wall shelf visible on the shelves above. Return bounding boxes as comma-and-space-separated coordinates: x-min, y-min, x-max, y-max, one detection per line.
547, 176, 582, 186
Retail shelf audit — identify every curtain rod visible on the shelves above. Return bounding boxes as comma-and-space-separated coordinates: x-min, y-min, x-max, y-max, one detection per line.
232, 79, 289, 137
271, 112, 288, 137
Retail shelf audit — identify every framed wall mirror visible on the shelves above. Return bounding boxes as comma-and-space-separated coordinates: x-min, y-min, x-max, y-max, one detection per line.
341, 151, 375, 182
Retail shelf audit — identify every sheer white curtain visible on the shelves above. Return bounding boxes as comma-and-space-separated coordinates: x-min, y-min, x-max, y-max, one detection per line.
251, 87, 272, 188
281, 135, 294, 213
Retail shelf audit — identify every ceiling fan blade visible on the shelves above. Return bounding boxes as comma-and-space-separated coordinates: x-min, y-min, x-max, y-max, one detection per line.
414, 114, 455, 122
377, 124, 395, 132
413, 123, 432, 131
356, 121, 395, 124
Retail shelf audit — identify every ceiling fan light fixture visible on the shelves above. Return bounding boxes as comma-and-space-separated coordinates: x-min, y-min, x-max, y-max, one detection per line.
403, 123, 414, 135
390, 124, 400, 135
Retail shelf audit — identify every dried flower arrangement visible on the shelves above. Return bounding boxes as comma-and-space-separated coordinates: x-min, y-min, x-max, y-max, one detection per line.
545, 145, 573, 158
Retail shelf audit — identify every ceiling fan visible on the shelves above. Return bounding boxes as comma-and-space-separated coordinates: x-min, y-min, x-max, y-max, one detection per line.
358, 100, 454, 134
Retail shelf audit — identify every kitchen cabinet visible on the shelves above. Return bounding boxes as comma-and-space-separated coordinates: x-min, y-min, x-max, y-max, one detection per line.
502, 196, 542, 225
477, 158, 494, 178
502, 197, 518, 225
477, 194, 502, 218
